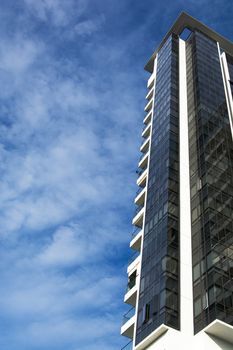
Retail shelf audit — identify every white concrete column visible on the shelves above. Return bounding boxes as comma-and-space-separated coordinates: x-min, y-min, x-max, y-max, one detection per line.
217, 44, 233, 140
178, 38, 193, 337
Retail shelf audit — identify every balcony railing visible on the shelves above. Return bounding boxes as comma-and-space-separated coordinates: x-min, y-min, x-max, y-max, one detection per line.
142, 123, 150, 134
121, 340, 133, 350
138, 153, 148, 170
144, 98, 153, 112
122, 307, 135, 326
136, 168, 144, 177
139, 153, 145, 162
128, 250, 140, 265
141, 135, 150, 147
132, 226, 141, 238
136, 185, 145, 196
134, 205, 143, 216
143, 110, 152, 125
145, 87, 154, 100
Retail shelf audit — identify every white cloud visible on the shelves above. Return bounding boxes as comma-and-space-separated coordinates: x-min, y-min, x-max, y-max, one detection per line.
74, 16, 105, 37
37, 225, 95, 266
0, 38, 42, 74
23, 0, 87, 27
0, 68, 139, 233
0, 238, 125, 348
0, 1, 143, 349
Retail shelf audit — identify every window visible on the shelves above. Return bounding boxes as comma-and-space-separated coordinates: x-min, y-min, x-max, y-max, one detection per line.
142, 303, 150, 324
194, 297, 201, 317
193, 263, 200, 281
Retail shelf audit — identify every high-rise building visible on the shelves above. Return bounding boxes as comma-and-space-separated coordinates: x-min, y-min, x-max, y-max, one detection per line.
121, 12, 233, 350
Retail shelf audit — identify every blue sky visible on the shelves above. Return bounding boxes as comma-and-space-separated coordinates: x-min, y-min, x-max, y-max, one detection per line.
0, 1, 233, 349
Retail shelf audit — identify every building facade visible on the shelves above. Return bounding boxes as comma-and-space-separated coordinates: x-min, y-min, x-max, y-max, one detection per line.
121, 12, 233, 350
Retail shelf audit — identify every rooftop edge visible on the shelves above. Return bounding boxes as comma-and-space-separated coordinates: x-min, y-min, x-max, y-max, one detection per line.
145, 12, 233, 73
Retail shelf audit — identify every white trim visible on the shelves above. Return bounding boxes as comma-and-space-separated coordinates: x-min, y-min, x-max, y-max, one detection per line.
217, 44, 233, 140
134, 324, 169, 350
179, 38, 193, 336
204, 319, 233, 345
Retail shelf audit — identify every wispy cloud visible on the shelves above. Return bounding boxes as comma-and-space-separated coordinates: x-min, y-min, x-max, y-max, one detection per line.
23, 0, 87, 27
1, 0, 233, 349
0, 1, 141, 349
74, 16, 105, 37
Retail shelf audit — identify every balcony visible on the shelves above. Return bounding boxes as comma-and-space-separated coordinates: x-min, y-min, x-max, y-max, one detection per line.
132, 206, 144, 227
147, 74, 155, 89
134, 204, 144, 218
134, 324, 169, 350
121, 340, 132, 350
132, 202, 144, 224
140, 136, 150, 153
127, 251, 141, 276
121, 307, 136, 339
145, 87, 154, 101
144, 98, 153, 113
130, 228, 142, 251
128, 249, 140, 265
137, 168, 147, 187
124, 269, 138, 306
138, 152, 149, 169
135, 187, 146, 206
142, 122, 151, 138
143, 110, 152, 125
131, 225, 142, 237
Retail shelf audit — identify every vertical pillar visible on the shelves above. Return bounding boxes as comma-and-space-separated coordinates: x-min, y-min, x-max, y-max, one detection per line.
179, 38, 193, 337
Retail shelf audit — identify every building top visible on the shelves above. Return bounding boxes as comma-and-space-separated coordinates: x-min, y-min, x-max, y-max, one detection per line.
145, 11, 233, 73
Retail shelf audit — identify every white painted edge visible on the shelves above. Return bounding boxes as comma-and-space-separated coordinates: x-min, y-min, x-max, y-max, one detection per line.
179, 38, 193, 336
134, 324, 169, 350
204, 319, 233, 345
217, 43, 233, 140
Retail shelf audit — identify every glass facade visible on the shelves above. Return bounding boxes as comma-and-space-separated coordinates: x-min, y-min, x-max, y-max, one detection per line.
186, 31, 233, 334
135, 34, 180, 345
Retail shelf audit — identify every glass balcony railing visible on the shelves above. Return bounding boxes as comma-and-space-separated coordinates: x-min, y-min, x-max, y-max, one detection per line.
139, 152, 145, 162
142, 123, 150, 134
136, 185, 145, 196
134, 205, 143, 216
143, 110, 152, 125
141, 134, 150, 145
122, 307, 135, 326
136, 168, 144, 177
144, 98, 153, 112
128, 250, 140, 265
131, 226, 141, 238
121, 340, 133, 350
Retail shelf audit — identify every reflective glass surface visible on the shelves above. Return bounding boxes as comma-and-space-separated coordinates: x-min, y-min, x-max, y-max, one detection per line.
186, 31, 233, 334
136, 34, 180, 345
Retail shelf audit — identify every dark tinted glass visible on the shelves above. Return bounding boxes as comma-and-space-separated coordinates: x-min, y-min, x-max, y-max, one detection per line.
186, 31, 233, 334
136, 34, 180, 345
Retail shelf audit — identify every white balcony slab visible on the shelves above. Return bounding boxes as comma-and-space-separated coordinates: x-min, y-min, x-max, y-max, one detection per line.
121, 314, 136, 339
143, 110, 153, 125
135, 324, 169, 350
132, 207, 144, 227
204, 319, 233, 344
142, 123, 151, 138
124, 284, 137, 306
130, 229, 142, 251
